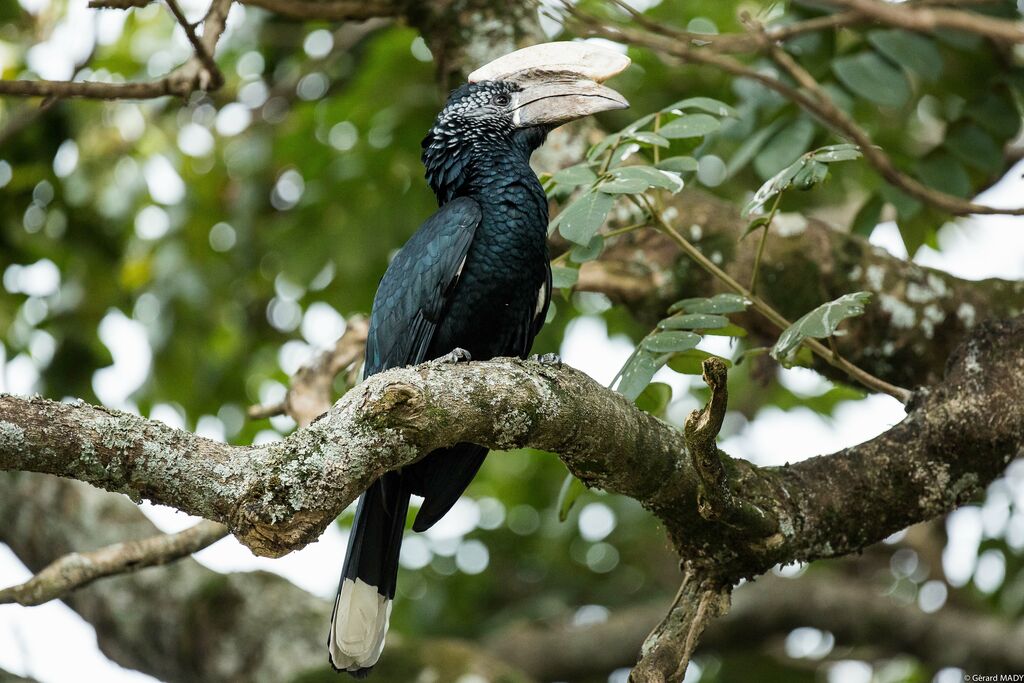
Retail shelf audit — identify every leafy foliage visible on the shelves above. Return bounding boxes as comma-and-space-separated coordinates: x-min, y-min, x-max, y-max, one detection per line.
771, 292, 873, 361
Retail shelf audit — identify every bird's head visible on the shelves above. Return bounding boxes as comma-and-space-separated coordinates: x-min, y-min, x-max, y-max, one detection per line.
423, 41, 630, 202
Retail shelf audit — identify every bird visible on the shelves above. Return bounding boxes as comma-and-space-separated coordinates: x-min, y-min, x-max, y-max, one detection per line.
328, 41, 629, 676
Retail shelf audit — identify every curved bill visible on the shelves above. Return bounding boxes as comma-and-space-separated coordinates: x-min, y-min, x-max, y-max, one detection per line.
511, 77, 629, 127
468, 40, 631, 85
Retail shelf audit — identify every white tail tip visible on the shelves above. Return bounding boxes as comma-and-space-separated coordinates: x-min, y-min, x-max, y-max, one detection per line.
329, 578, 392, 671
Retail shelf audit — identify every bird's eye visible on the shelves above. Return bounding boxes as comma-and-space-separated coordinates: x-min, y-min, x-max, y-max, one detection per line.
494, 93, 511, 107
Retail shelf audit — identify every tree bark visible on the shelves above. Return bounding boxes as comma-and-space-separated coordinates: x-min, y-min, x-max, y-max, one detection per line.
577, 188, 1024, 390
2, 317, 1022, 582
0, 473, 533, 683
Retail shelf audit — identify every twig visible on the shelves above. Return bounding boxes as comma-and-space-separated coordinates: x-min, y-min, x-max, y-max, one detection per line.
164, 0, 224, 90
248, 316, 369, 427
87, 0, 151, 8
0, 520, 227, 606
826, 0, 1024, 45
750, 15, 1024, 220
237, 0, 396, 21
601, 0, 866, 54
637, 195, 913, 402
1, 0, 232, 101
748, 191, 782, 294
567, 8, 1024, 217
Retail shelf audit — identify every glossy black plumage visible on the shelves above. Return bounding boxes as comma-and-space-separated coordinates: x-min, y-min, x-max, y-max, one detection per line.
331, 82, 553, 676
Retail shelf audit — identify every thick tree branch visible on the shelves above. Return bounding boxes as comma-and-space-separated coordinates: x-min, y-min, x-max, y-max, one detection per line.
576, 188, 1024, 389
0, 473, 531, 683
2, 318, 1021, 580
5, 472, 1023, 681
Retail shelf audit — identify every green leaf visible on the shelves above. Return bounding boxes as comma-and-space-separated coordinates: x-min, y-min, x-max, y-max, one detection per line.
642, 330, 701, 354
664, 96, 738, 118
635, 381, 672, 416
660, 113, 721, 139
791, 160, 829, 190
896, 210, 936, 257
667, 349, 732, 375
545, 300, 557, 324
852, 194, 884, 237
620, 113, 657, 134
557, 473, 586, 522
657, 156, 699, 173
630, 131, 671, 148
867, 29, 943, 82
743, 162, 800, 216
771, 292, 872, 360
552, 163, 598, 187
777, 345, 816, 370
615, 166, 685, 192
587, 133, 621, 162
598, 166, 684, 194
807, 144, 863, 163
741, 216, 771, 239
668, 293, 749, 315
944, 123, 1003, 174
916, 152, 971, 198
569, 235, 604, 263
754, 117, 815, 179
658, 313, 729, 330
597, 177, 650, 194
551, 265, 579, 289
745, 144, 861, 215
555, 191, 614, 245
832, 52, 911, 108
616, 350, 664, 401
966, 91, 1021, 139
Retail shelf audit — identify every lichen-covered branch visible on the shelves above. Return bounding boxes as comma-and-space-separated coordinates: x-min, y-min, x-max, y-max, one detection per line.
0, 473, 532, 683
0, 519, 227, 607
576, 188, 1024, 389
2, 318, 1021, 578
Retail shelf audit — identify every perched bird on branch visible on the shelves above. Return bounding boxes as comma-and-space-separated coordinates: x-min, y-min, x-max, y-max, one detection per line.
328, 41, 630, 676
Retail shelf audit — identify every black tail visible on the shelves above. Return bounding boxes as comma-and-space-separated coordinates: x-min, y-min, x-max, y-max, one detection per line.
328, 472, 409, 676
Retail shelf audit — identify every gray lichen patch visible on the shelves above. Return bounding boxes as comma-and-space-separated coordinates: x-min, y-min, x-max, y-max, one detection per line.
879, 293, 916, 329
0, 420, 26, 454
95, 414, 143, 451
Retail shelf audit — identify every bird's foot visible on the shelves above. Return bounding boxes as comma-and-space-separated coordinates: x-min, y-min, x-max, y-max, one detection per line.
437, 347, 473, 364
530, 352, 562, 367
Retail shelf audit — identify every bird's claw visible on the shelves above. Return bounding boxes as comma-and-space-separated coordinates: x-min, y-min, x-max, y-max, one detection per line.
438, 347, 473, 364
530, 352, 562, 367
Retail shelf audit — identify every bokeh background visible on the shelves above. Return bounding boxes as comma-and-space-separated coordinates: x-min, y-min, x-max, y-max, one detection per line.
2, 0, 1024, 682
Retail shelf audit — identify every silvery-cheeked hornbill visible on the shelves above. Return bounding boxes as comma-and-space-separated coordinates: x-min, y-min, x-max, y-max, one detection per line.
328, 41, 630, 675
